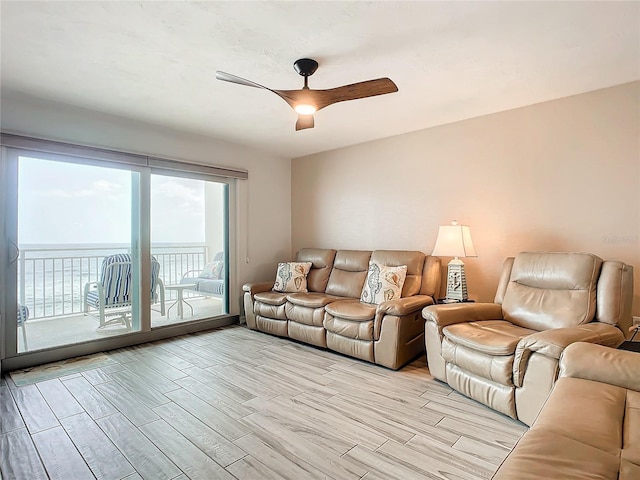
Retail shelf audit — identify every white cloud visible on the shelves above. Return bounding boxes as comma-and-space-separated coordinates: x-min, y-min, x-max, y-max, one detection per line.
39, 180, 124, 199
152, 178, 204, 207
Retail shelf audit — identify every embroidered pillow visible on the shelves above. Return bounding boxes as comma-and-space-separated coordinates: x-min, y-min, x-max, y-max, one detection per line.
199, 261, 223, 279
361, 263, 408, 305
273, 262, 313, 293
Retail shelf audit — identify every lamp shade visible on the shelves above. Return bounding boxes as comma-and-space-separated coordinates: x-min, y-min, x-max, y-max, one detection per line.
431, 222, 477, 258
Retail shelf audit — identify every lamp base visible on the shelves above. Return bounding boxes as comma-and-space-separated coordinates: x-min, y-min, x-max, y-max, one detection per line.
445, 258, 469, 301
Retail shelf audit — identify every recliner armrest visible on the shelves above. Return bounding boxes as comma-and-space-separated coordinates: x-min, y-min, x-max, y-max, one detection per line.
421, 303, 504, 331
242, 282, 274, 298
559, 342, 640, 391
513, 322, 624, 387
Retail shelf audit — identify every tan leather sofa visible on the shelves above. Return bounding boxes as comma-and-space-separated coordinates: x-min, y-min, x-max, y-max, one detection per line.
493, 342, 640, 480
244, 248, 441, 369
422, 252, 633, 425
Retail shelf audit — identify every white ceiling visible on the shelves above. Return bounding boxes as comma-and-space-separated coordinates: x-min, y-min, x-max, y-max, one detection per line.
1, 1, 639, 158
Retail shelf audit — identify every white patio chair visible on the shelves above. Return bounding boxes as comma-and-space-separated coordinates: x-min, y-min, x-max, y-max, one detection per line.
83, 254, 165, 329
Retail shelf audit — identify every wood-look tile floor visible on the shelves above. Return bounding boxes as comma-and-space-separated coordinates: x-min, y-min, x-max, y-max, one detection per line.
1, 325, 527, 480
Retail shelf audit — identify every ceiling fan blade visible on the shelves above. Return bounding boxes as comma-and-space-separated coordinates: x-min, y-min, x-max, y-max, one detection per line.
215, 71, 270, 90
314, 78, 398, 110
274, 78, 398, 112
295, 114, 315, 131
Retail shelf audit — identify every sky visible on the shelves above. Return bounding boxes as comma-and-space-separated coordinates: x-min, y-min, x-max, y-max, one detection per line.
18, 156, 210, 245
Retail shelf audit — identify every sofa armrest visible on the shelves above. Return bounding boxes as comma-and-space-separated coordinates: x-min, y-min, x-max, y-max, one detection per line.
378, 295, 435, 317
559, 342, 640, 391
242, 282, 274, 298
421, 303, 504, 332
513, 322, 624, 387
373, 295, 435, 341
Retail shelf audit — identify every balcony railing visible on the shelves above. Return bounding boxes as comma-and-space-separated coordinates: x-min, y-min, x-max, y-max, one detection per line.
18, 243, 209, 320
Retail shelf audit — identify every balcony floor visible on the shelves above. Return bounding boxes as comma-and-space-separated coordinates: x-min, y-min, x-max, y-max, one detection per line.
18, 296, 224, 353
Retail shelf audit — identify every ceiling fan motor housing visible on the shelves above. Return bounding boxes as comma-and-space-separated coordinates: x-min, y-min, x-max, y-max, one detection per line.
294, 58, 319, 77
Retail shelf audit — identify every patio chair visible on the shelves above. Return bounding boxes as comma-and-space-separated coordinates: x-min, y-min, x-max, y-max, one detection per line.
83, 254, 165, 329
179, 251, 226, 297
17, 304, 29, 349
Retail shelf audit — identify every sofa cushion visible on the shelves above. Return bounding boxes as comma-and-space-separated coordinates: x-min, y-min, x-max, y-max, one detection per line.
371, 250, 425, 297
254, 291, 287, 306
256, 316, 288, 337
533, 377, 625, 455
596, 261, 634, 329
502, 252, 602, 331
285, 302, 325, 327
326, 331, 374, 362
324, 315, 374, 341
443, 320, 536, 355
361, 263, 407, 304
255, 302, 288, 321
286, 292, 341, 308
296, 248, 336, 293
493, 376, 628, 480
273, 262, 313, 293
493, 427, 619, 480
446, 363, 516, 418
441, 338, 516, 386
325, 299, 377, 321
288, 321, 326, 347
325, 250, 371, 298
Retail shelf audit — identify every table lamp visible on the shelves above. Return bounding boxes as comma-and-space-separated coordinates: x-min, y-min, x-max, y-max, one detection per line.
431, 220, 477, 302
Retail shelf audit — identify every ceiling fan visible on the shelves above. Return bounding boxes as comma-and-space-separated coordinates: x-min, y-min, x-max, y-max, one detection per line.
216, 58, 398, 131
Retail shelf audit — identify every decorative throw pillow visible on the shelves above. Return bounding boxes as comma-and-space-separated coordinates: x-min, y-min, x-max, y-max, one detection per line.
273, 261, 313, 293
361, 263, 408, 305
200, 261, 223, 279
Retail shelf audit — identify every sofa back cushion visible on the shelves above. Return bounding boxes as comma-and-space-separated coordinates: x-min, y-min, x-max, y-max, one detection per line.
325, 250, 372, 298
371, 250, 425, 297
420, 256, 442, 298
502, 252, 603, 331
295, 248, 337, 293
596, 261, 634, 332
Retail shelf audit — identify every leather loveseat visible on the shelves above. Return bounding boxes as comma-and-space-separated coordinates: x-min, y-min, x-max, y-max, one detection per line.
493, 342, 640, 480
243, 248, 441, 369
422, 252, 633, 425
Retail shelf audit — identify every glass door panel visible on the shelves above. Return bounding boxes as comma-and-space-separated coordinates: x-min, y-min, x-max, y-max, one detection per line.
150, 173, 228, 327
16, 155, 141, 352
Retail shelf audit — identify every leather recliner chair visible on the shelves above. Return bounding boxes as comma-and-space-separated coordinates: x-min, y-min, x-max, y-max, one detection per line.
422, 252, 633, 426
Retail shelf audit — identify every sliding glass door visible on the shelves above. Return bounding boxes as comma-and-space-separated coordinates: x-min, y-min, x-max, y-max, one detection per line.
150, 173, 228, 327
9, 153, 142, 352
1, 145, 231, 358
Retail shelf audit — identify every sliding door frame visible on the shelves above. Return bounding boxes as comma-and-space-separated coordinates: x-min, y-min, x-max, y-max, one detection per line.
0, 135, 242, 372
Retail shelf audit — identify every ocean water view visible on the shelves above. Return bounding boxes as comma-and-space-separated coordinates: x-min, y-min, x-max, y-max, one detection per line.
18, 243, 209, 319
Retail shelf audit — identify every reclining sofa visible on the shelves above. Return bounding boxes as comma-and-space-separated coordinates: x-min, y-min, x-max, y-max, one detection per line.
493, 342, 640, 480
423, 252, 633, 425
243, 248, 441, 369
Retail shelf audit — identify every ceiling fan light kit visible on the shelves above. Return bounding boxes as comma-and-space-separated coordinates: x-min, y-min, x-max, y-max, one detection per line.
216, 58, 398, 131
294, 104, 316, 115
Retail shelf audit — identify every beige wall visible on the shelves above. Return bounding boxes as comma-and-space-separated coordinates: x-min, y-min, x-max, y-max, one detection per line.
1, 92, 292, 314
292, 82, 640, 316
